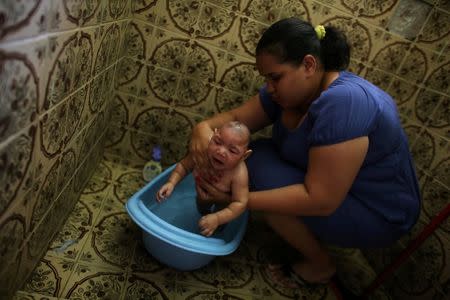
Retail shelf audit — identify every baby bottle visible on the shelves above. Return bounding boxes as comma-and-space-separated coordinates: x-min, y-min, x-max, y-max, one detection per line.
143, 146, 162, 181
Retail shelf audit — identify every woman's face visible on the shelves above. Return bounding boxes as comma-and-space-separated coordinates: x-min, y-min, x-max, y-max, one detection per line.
256, 51, 316, 110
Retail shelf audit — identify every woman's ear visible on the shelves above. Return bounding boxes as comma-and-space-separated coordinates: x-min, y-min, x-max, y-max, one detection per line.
302, 54, 318, 75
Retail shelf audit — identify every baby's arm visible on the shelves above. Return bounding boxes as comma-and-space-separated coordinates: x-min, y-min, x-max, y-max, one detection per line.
156, 155, 194, 201
199, 163, 248, 236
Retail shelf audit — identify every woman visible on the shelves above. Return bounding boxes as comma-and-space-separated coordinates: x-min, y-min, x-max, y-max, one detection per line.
189, 17, 420, 287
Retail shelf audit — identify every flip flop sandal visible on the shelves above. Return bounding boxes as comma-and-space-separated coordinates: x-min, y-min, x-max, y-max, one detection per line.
267, 264, 330, 288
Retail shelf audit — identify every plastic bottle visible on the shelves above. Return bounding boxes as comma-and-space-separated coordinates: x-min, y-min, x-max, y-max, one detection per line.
143, 146, 162, 181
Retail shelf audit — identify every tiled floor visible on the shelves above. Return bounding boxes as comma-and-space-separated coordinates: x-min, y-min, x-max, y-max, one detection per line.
13, 156, 383, 300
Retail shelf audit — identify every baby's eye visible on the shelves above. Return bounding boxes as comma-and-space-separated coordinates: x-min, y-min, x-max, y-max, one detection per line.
230, 148, 240, 155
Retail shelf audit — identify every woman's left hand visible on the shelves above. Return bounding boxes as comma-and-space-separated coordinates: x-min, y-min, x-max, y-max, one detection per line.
195, 177, 231, 205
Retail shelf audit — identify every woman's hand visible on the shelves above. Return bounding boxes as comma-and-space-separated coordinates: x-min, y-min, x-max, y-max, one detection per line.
190, 121, 214, 170
195, 177, 232, 205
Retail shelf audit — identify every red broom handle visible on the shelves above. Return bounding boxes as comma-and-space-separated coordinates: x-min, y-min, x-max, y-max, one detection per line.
362, 203, 450, 297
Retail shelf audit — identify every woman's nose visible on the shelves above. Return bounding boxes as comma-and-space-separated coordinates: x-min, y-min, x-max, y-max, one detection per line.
266, 80, 275, 93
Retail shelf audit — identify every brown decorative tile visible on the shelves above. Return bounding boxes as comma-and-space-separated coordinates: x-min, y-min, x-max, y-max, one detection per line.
388, 77, 419, 107
43, 31, 87, 112
237, 16, 269, 57
102, 0, 131, 22
341, 0, 400, 28
132, 0, 160, 24
21, 256, 73, 298
390, 230, 447, 298
421, 176, 450, 232
0, 126, 37, 217
424, 54, 450, 94
364, 68, 393, 91
124, 272, 176, 299
61, 262, 126, 299
77, 211, 138, 269
396, 45, 430, 83
0, 39, 45, 142
417, 8, 450, 53
428, 95, 450, 139
387, 0, 432, 40
0, 0, 50, 42
116, 57, 147, 96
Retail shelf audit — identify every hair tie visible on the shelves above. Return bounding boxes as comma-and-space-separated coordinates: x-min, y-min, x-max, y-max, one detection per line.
315, 25, 326, 40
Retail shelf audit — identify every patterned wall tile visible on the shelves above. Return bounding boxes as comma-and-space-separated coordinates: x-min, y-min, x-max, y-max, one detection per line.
0, 0, 50, 42
116, 57, 147, 97
411, 128, 449, 174
0, 126, 36, 218
236, 15, 269, 57
387, 0, 432, 40
428, 95, 450, 139
396, 88, 437, 128
313, 0, 356, 17
396, 45, 431, 84
90, 24, 120, 77
43, 31, 86, 112
421, 176, 450, 232
396, 230, 448, 299
370, 38, 412, 75
417, 8, 450, 53
47, 0, 79, 32
399, 116, 424, 151
425, 54, 450, 94
341, 0, 400, 28
104, 128, 155, 165
0, 213, 27, 294
132, 0, 160, 24
0, 39, 45, 145
102, 0, 131, 23
387, 77, 420, 107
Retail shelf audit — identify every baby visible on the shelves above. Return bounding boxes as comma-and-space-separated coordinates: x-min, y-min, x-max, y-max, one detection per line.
156, 121, 252, 236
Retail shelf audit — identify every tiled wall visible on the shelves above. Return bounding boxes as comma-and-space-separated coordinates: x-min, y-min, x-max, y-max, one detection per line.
0, 0, 131, 298
105, 0, 449, 298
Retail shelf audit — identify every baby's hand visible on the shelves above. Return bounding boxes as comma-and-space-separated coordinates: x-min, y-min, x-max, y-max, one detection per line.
156, 182, 174, 202
198, 214, 219, 237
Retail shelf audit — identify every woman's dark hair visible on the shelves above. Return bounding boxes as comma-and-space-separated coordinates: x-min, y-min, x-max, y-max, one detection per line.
255, 17, 350, 71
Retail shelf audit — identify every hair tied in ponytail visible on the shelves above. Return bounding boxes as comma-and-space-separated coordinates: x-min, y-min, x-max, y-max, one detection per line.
315, 25, 326, 40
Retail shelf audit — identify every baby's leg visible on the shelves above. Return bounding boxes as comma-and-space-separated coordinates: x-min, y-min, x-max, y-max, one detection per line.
196, 197, 213, 215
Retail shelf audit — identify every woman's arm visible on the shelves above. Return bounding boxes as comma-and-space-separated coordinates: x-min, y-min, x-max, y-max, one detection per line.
247, 136, 369, 216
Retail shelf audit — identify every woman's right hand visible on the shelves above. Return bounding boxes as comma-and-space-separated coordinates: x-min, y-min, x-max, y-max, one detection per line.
190, 121, 214, 170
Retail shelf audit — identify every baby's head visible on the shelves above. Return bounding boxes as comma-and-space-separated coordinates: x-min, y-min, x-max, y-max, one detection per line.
207, 121, 252, 170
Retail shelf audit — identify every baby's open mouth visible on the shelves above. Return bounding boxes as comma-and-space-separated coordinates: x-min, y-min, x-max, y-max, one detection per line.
212, 157, 224, 165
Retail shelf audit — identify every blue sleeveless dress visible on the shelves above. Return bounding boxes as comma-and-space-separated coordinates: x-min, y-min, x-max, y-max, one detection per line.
246, 71, 421, 248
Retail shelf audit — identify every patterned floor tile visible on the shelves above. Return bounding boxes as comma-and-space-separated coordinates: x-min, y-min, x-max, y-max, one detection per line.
21, 256, 74, 298
15, 158, 367, 300
60, 262, 127, 300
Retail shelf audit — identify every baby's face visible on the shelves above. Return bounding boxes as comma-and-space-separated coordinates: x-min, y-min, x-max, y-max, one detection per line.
207, 127, 248, 171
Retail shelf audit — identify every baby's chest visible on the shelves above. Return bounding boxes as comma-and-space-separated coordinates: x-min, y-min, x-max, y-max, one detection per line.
193, 169, 232, 193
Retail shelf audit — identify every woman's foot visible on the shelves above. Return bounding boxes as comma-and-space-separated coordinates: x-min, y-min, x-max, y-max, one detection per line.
267, 260, 336, 288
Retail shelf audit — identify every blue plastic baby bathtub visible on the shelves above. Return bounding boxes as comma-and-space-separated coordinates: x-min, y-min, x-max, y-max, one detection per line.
126, 164, 248, 271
